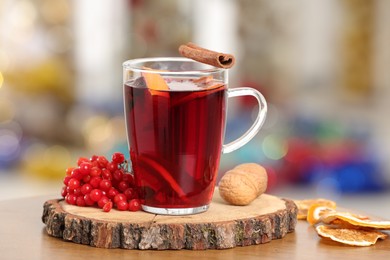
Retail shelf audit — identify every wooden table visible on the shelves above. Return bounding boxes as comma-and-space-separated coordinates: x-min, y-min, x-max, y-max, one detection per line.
1, 195, 389, 259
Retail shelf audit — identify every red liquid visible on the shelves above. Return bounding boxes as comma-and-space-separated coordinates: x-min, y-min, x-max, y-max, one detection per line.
124, 78, 227, 208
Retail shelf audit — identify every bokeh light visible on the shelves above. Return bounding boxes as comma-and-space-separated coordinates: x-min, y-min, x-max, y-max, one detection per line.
0, 121, 23, 168
8, 0, 37, 38
0, 129, 21, 165
82, 115, 114, 153
22, 143, 73, 179
262, 134, 288, 161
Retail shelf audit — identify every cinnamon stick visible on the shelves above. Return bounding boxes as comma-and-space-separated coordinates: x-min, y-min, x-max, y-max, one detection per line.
178, 42, 235, 69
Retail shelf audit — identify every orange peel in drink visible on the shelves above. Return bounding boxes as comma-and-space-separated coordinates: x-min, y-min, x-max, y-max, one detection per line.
193, 75, 213, 84
142, 72, 169, 91
141, 68, 169, 97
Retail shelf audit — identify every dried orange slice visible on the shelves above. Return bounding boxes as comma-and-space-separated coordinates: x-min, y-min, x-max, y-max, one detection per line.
294, 198, 337, 220
321, 212, 390, 230
307, 204, 336, 225
315, 225, 388, 246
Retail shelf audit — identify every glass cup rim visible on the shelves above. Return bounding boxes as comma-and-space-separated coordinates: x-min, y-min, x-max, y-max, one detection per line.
122, 57, 226, 75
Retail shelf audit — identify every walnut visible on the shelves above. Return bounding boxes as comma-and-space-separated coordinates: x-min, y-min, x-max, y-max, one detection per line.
218, 163, 268, 206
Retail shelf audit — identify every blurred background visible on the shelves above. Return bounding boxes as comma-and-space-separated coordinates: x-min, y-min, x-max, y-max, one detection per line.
1, 0, 389, 216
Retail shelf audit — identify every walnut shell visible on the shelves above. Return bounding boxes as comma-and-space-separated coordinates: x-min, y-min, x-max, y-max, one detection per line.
218, 163, 268, 206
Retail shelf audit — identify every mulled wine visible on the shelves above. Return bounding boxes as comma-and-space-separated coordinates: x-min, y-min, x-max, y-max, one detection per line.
124, 77, 227, 211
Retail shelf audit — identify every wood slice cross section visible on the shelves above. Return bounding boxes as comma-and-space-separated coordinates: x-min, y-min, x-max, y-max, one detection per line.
42, 192, 298, 250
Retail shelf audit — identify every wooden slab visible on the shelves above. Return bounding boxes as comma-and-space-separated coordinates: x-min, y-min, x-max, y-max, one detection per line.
42, 191, 297, 250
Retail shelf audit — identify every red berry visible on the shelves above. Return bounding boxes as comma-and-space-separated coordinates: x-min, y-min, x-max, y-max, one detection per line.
82, 174, 91, 183
61, 186, 68, 197
73, 187, 82, 196
83, 194, 95, 206
68, 178, 80, 190
114, 193, 127, 204
106, 162, 118, 172
122, 174, 134, 185
118, 181, 129, 192
128, 199, 141, 211
90, 177, 102, 188
124, 188, 134, 200
71, 168, 83, 180
108, 187, 119, 199
63, 176, 71, 186
90, 167, 102, 177
113, 169, 124, 182
97, 196, 110, 208
81, 183, 92, 195
66, 167, 74, 176
76, 196, 86, 207
112, 152, 125, 164
66, 186, 73, 194
66, 194, 77, 205
103, 201, 113, 212
99, 179, 112, 192
101, 169, 112, 181
77, 157, 90, 166
116, 200, 128, 211
96, 156, 109, 168
90, 155, 98, 162
89, 189, 103, 202
79, 162, 92, 175
91, 161, 99, 167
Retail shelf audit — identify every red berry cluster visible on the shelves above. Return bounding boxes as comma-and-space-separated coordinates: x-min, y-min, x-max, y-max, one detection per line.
61, 152, 141, 212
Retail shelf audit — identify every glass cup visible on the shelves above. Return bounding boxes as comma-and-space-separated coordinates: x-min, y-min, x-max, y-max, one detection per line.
123, 57, 267, 215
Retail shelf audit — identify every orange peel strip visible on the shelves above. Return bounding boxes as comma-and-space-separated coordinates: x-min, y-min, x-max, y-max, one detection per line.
138, 155, 186, 199
170, 84, 225, 107
193, 75, 213, 84
142, 72, 169, 97
142, 72, 169, 91
315, 225, 388, 246
205, 83, 225, 90
141, 66, 169, 96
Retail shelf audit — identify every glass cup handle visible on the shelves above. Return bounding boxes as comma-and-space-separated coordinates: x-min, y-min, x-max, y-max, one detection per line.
222, 87, 268, 154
